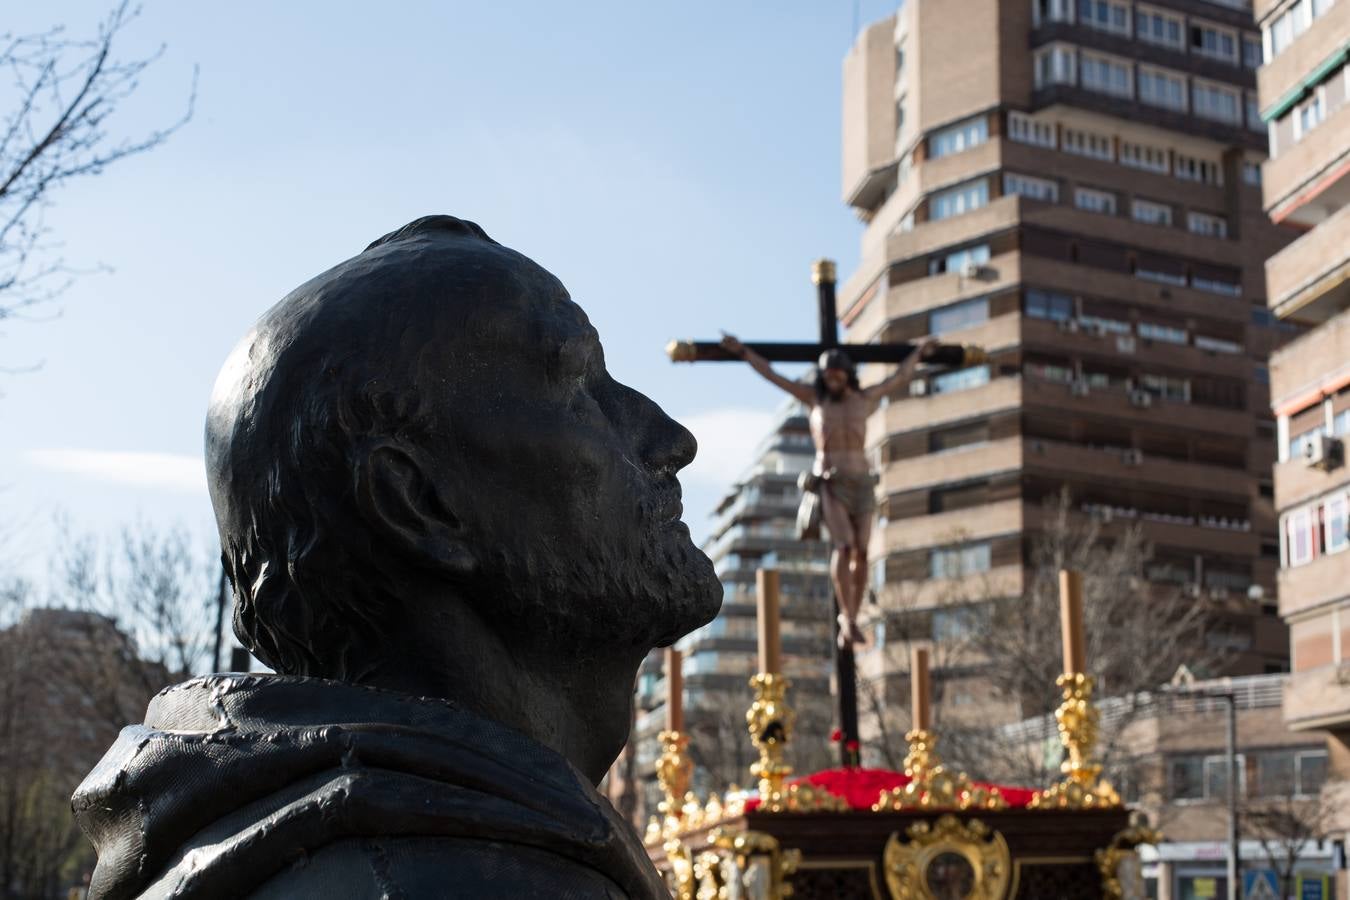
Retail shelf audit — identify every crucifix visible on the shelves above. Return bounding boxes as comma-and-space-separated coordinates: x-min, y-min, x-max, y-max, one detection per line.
667, 258, 982, 767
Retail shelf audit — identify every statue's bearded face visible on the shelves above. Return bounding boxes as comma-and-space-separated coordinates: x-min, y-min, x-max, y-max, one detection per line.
427, 272, 722, 653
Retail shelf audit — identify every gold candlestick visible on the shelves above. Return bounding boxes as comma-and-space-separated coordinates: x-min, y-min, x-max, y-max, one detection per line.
654, 729, 692, 833
1031, 570, 1120, 809
746, 672, 794, 812
873, 728, 1006, 811
1030, 672, 1121, 809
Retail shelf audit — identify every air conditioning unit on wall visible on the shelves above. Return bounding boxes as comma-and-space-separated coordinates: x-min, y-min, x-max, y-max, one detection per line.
1304, 435, 1344, 471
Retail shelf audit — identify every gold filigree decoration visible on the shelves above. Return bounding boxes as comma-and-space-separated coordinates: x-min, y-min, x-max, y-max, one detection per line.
811, 258, 837, 285
872, 730, 1007, 812
786, 780, 851, 812
959, 344, 988, 366
747, 672, 795, 813
712, 827, 802, 899
1097, 823, 1163, 900
1029, 673, 1121, 809
883, 815, 1011, 900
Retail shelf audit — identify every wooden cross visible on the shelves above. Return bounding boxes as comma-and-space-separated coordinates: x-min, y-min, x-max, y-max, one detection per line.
667, 258, 932, 768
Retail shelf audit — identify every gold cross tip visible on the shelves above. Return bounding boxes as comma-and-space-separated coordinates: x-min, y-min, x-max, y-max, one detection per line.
810, 259, 837, 285
666, 339, 697, 362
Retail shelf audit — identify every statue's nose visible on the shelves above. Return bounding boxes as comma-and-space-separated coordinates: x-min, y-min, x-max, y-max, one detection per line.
607, 381, 696, 477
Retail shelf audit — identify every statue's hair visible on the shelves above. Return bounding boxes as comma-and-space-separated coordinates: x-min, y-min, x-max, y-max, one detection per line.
211, 216, 505, 680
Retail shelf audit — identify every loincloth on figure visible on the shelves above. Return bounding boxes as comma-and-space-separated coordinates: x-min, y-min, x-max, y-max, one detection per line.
820, 469, 877, 517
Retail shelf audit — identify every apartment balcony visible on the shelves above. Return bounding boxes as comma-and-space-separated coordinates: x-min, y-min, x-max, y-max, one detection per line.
1273, 450, 1350, 511
881, 497, 1024, 552
1266, 203, 1350, 324
1030, 83, 1266, 152
1022, 438, 1252, 500
1021, 376, 1253, 436
1018, 256, 1253, 324
1258, 0, 1350, 136
1019, 317, 1252, 380
1280, 550, 1350, 619
1284, 662, 1350, 731
880, 374, 1023, 436
1021, 202, 1252, 270
879, 436, 1022, 495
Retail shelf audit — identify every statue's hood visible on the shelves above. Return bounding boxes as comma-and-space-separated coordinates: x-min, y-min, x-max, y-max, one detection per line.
71, 674, 663, 899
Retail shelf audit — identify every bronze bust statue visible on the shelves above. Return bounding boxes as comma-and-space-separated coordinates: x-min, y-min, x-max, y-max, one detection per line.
72, 216, 722, 898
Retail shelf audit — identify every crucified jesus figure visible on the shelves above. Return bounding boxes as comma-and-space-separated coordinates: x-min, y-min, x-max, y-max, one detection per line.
720, 333, 938, 648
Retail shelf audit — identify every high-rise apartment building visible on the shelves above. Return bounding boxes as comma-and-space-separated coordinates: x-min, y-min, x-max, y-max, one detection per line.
839, 0, 1297, 721
616, 399, 836, 823
1254, 0, 1350, 865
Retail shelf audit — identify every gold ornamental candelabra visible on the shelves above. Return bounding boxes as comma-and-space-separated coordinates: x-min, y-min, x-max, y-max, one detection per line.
655, 729, 693, 828
1029, 672, 1121, 809
746, 672, 795, 813
873, 728, 1006, 812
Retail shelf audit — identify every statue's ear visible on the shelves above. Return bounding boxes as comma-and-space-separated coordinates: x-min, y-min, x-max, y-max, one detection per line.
355, 442, 477, 577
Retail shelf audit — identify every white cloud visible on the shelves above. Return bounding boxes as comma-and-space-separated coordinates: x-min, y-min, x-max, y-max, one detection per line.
24, 449, 207, 493
678, 407, 778, 491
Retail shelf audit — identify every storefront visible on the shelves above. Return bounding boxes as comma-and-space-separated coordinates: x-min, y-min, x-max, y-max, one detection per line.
1140, 839, 1336, 900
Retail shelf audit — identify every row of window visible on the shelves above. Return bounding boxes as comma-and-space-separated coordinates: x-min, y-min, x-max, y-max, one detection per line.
920, 186, 1247, 296
1282, 489, 1349, 568
1034, 0, 1262, 68
1008, 111, 1261, 187
1034, 43, 1264, 132
1168, 748, 1327, 802
1265, 0, 1337, 62
1005, 173, 1230, 237
1271, 63, 1350, 159
1024, 288, 1241, 352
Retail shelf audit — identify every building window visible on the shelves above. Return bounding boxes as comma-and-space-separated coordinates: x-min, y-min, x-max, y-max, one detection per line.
930, 244, 991, 275
930, 115, 988, 159
1081, 52, 1132, 98
1193, 81, 1241, 124
1327, 493, 1349, 554
1192, 274, 1241, 296
1266, 0, 1334, 61
1007, 111, 1056, 148
1195, 334, 1242, 353
1284, 507, 1316, 566
1120, 140, 1170, 173
931, 365, 990, 394
929, 179, 988, 221
1187, 211, 1228, 238
931, 297, 990, 335
1074, 187, 1117, 215
1004, 172, 1059, 202
1140, 373, 1189, 402
1295, 89, 1326, 139
1245, 93, 1265, 132
1062, 127, 1114, 161
1242, 160, 1262, 185
1034, 45, 1077, 88
1191, 22, 1238, 62
1242, 34, 1263, 68
1034, 0, 1076, 24
1026, 288, 1074, 321
1132, 198, 1173, 226
1139, 321, 1187, 344
1175, 154, 1222, 185
1136, 6, 1184, 49
930, 541, 992, 579
1077, 0, 1130, 35
1138, 66, 1187, 111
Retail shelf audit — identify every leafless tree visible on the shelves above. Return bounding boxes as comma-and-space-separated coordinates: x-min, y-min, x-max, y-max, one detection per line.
1244, 786, 1335, 900
0, 520, 216, 898
864, 490, 1231, 790
0, 0, 194, 358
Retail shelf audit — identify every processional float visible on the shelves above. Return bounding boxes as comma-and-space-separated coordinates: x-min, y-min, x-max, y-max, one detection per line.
654, 262, 1158, 898
645, 569, 1158, 900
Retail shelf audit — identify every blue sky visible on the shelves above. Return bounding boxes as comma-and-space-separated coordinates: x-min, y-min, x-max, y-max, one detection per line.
1, 1, 896, 581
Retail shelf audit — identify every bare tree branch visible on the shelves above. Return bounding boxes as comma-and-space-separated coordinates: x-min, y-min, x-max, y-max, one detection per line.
0, 0, 195, 362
